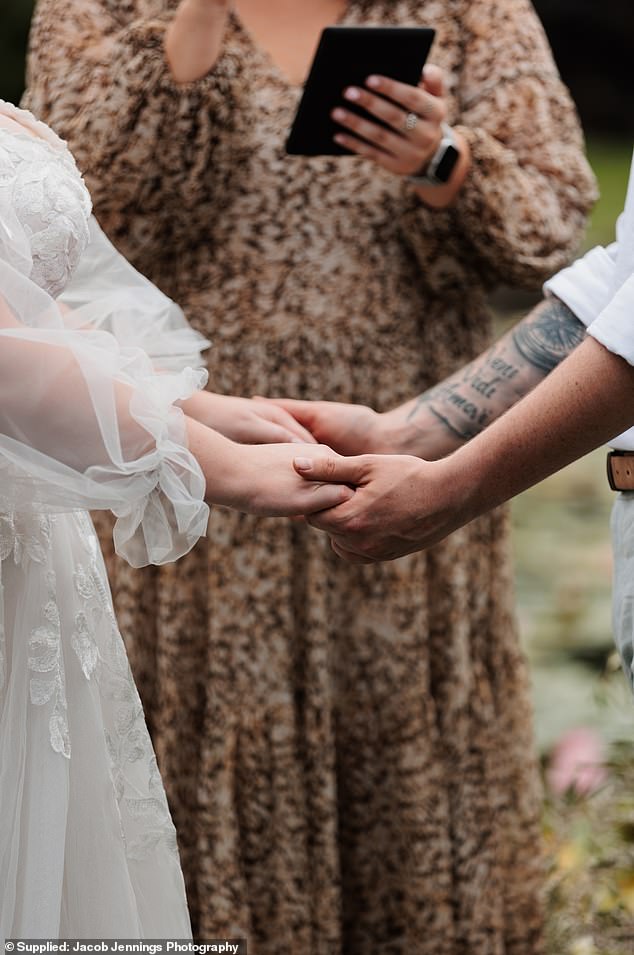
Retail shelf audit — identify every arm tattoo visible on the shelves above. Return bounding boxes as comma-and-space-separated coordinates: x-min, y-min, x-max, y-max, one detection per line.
406, 380, 491, 440
512, 298, 586, 373
406, 297, 586, 446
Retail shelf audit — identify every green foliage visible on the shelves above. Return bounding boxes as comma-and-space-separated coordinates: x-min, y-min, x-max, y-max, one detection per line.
586, 139, 633, 249
510, 138, 634, 955
543, 739, 634, 955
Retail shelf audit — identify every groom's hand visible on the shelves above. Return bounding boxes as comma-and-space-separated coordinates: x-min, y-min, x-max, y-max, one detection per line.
293, 453, 470, 562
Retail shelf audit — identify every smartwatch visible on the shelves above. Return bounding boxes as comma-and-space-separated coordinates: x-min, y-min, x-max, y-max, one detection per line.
407, 123, 460, 186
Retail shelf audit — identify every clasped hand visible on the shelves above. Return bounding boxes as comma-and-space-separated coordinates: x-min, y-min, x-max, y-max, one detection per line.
192, 393, 469, 557
294, 453, 466, 563
249, 397, 470, 561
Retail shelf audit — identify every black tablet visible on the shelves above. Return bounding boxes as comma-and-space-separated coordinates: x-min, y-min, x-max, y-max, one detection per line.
285, 26, 436, 157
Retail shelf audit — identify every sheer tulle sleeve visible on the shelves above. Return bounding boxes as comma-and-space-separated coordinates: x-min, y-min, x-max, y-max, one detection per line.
0, 211, 210, 568
61, 217, 210, 372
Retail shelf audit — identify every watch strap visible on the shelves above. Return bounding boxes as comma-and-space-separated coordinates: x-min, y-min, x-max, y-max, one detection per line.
407, 123, 460, 187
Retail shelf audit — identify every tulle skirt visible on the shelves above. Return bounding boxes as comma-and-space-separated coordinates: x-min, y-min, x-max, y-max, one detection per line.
0, 508, 191, 937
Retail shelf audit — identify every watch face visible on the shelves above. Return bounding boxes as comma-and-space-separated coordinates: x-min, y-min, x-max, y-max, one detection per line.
435, 144, 460, 183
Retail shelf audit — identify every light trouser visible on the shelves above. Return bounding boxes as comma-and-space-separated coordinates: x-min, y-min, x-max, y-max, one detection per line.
610, 493, 634, 692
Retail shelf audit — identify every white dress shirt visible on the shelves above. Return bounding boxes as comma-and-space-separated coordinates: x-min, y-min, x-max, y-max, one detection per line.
545, 150, 634, 449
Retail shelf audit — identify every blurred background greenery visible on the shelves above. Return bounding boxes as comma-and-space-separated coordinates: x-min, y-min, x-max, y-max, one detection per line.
510, 140, 634, 953
508, 141, 633, 752
2, 1, 634, 951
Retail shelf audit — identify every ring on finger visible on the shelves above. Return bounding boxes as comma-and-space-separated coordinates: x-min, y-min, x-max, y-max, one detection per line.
402, 111, 419, 133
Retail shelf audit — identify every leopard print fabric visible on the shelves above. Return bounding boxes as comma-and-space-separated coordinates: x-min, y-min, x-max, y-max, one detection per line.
26, 2, 596, 952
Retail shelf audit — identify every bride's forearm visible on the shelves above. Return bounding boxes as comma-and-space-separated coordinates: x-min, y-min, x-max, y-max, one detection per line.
184, 416, 245, 507
165, 0, 230, 83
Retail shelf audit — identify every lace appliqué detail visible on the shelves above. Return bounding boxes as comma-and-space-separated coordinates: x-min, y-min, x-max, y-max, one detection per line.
0, 125, 91, 299
0, 512, 55, 702
124, 759, 180, 861
72, 564, 100, 680
0, 507, 177, 857
0, 580, 5, 698
72, 512, 179, 860
0, 512, 83, 754
0, 513, 70, 756
0, 511, 53, 568
29, 569, 71, 759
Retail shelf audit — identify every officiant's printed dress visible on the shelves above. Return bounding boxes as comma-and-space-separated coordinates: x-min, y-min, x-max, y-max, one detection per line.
0, 101, 210, 937
26, 0, 597, 951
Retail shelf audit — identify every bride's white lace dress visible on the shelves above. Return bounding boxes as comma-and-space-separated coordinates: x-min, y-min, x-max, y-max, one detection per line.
0, 101, 211, 937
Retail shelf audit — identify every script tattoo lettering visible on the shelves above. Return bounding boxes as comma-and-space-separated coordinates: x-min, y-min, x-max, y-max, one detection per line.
406, 297, 585, 445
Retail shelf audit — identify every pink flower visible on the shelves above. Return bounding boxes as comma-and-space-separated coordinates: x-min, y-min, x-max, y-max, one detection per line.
547, 727, 607, 797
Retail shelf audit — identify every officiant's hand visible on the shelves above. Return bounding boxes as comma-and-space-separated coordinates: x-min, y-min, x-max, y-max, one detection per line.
331, 65, 470, 208
292, 453, 473, 561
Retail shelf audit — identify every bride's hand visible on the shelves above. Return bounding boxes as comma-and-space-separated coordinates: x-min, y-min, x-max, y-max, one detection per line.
254, 396, 385, 455
208, 440, 355, 516
181, 391, 317, 445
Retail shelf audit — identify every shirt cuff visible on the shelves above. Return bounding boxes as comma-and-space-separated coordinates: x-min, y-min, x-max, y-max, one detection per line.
544, 243, 619, 327
586, 274, 634, 450
587, 274, 634, 365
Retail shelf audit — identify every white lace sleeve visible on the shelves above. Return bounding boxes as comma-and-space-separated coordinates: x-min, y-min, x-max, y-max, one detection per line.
0, 205, 209, 568
61, 217, 210, 372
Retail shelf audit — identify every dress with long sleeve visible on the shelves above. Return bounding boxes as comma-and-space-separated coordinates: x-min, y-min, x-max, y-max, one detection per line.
0, 101, 210, 937
25, 2, 598, 952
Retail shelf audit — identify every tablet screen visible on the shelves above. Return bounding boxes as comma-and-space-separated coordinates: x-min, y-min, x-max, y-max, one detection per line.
286, 26, 436, 156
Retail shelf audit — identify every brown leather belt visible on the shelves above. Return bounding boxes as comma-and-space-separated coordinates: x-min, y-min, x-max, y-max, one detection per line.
607, 451, 634, 491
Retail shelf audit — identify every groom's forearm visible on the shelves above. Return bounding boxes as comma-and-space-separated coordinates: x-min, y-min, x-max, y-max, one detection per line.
443, 335, 634, 526
384, 296, 586, 460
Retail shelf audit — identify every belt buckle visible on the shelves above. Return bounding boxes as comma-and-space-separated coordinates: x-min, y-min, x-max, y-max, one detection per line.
607, 450, 634, 491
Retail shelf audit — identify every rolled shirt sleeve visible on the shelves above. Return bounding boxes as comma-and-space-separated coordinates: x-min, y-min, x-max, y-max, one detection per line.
587, 273, 634, 367
544, 241, 619, 328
